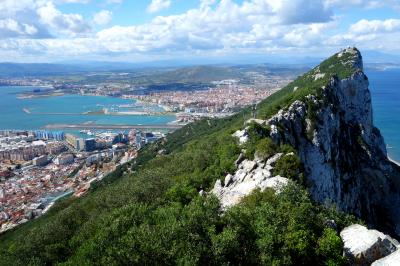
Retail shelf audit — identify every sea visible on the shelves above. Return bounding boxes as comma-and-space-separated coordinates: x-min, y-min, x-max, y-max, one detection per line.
0, 86, 176, 135
367, 68, 400, 162
0, 70, 398, 161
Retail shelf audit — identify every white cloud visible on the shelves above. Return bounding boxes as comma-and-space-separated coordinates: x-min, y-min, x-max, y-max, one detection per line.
37, 2, 90, 36
147, 0, 171, 13
327, 18, 400, 53
350, 19, 400, 34
0, 19, 38, 38
93, 10, 113, 26
273, 0, 332, 24
325, 0, 400, 10
0, 0, 399, 61
0, 0, 343, 59
0, 0, 91, 38
96, 0, 337, 54
200, 0, 216, 8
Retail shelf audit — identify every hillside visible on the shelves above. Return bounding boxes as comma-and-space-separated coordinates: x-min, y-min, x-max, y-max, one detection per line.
1, 48, 399, 265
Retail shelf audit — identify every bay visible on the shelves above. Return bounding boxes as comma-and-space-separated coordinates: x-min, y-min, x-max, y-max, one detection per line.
0, 86, 176, 130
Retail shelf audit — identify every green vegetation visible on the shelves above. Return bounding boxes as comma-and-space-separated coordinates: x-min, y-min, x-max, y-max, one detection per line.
255, 138, 277, 161
256, 49, 358, 120
273, 153, 303, 181
0, 50, 360, 265
244, 122, 271, 159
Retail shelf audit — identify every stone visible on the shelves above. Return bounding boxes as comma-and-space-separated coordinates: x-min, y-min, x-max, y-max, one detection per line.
340, 224, 398, 265
266, 153, 283, 166
211, 159, 288, 211
314, 73, 326, 80
259, 176, 289, 193
234, 169, 248, 183
252, 168, 271, 181
234, 153, 245, 166
240, 160, 257, 172
224, 174, 233, 187
372, 250, 400, 266
232, 129, 248, 144
265, 164, 273, 171
157, 149, 166, 155
211, 179, 223, 197
254, 152, 265, 164
246, 118, 266, 125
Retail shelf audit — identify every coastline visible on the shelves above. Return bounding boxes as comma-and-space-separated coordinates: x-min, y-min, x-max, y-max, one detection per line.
17, 92, 65, 99
388, 156, 400, 166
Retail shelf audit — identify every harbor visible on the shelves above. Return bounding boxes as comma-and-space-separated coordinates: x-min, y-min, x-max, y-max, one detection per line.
44, 123, 184, 130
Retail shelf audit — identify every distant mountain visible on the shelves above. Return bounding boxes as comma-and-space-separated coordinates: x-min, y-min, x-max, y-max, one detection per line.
363, 50, 400, 64
1, 50, 398, 78
0, 63, 87, 77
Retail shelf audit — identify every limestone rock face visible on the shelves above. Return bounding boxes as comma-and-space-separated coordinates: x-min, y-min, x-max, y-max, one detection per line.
340, 224, 398, 265
265, 48, 400, 236
211, 153, 289, 210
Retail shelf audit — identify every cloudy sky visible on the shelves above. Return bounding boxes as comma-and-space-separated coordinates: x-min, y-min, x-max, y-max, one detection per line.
0, 0, 399, 62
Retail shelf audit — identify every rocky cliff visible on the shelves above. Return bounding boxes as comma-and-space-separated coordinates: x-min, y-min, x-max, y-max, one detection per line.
267, 48, 400, 236
217, 47, 400, 238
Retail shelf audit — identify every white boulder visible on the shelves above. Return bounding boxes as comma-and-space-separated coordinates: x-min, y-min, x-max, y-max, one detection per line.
240, 160, 257, 172
372, 250, 400, 266
224, 174, 233, 187
266, 153, 283, 166
259, 176, 289, 193
340, 224, 398, 265
232, 129, 248, 144
211, 152, 290, 211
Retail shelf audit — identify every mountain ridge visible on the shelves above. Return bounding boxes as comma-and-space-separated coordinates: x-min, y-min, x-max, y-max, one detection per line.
217, 47, 400, 237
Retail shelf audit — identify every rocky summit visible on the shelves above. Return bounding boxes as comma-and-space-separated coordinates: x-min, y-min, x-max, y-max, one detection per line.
217, 47, 400, 239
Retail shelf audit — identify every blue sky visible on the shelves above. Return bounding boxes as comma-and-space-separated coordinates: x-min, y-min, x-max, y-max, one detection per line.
0, 0, 399, 63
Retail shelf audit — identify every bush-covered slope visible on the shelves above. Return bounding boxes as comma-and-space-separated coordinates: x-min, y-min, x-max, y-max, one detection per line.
0, 49, 361, 265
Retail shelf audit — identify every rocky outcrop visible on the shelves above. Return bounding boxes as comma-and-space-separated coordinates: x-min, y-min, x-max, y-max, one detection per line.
264, 48, 400, 236
211, 154, 289, 210
232, 129, 249, 144
340, 224, 398, 265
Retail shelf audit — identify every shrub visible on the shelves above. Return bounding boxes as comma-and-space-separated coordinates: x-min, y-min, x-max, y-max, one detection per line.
273, 153, 302, 180
255, 138, 278, 161
316, 228, 347, 266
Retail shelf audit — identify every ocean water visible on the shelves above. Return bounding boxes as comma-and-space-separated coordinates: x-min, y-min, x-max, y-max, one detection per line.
367, 69, 400, 162
0, 86, 175, 130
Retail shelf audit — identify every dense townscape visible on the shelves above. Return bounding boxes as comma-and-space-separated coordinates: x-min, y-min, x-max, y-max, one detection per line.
133, 79, 288, 119
0, 129, 163, 232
